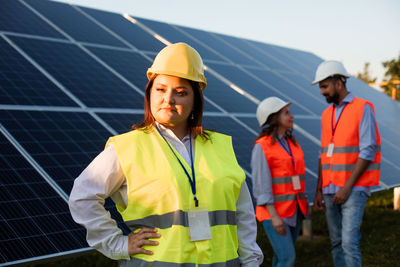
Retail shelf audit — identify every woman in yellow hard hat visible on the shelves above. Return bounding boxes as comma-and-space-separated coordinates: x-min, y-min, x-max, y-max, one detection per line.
69, 43, 263, 266
251, 97, 310, 267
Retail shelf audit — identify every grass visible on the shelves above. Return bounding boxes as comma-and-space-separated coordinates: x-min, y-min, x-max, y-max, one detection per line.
31, 189, 399, 267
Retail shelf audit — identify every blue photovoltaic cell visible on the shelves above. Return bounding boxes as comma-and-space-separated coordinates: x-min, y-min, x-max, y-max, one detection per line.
24, 0, 127, 48
263, 45, 317, 78
0, 0, 66, 39
215, 33, 292, 72
295, 118, 321, 139
97, 113, 144, 134
86, 46, 151, 92
81, 7, 165, 52
10, 36, 144, 109
178, 26, 262, 67
204, 72, 257, 113
248, 40, 316, 80
0, 110, 111, 194
245, 67, 327, 116
348, 79, 400, 127
207, 63, 309, 115
295, 133, 320, 202
276, 46, 322, 73
0, 38, 77, 106
0, 132, 87, 263
380, 161, 400, 188
137, 18, 228, 63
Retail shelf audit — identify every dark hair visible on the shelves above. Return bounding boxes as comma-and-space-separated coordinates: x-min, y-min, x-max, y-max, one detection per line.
257, 109, 297, 145
329, 74, 347, 87
131, 75, 209, 140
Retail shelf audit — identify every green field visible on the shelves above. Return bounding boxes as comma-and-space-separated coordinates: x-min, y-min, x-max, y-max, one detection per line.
32, 189, 399, 267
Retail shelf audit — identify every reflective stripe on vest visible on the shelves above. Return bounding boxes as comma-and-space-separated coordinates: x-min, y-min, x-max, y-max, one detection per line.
321, 145, 381, 154
274, 192, 306, 202
320, 97, 381, 187
254, 135, 308, 222
125, 210, 236, 229
321, 162, 381, 172
107, 128, 245, 265
120, 257, 241, 267
271, 175, 305, 185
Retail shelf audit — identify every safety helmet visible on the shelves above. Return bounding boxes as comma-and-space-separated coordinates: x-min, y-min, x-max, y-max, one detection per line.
256, 97, 291, 127
147, 42, 207, 90
312, 60, 351, 85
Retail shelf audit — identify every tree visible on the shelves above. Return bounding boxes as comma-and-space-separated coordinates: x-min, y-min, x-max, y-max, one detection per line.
357, 62, 377, 84
381, 53, 400, 100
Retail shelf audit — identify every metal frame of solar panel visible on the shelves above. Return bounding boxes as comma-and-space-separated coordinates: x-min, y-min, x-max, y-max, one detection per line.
1, 0, 399, 265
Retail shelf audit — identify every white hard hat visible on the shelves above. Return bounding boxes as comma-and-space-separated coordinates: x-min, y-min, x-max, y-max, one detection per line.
312, 60, 351, 85
256, 97, 291, 127
147, 42, 207, 90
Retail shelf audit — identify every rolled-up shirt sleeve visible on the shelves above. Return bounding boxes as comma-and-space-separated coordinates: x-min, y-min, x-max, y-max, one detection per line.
359, 103, 378, 161
68, 144, 130, 260
251, 143, 274, 206
236, 183, 264, 266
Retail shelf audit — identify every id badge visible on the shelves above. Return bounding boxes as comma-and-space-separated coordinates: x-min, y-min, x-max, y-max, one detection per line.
327, 143, 334, 157
187, 207, 212, 241
292, 175, 301, 190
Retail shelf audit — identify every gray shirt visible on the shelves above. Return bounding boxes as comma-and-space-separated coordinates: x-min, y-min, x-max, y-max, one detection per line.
321, 93, 378, 196
250, 136, 299, 227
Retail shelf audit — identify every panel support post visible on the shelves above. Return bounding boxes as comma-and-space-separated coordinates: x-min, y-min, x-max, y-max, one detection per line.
302, 219, 312, 240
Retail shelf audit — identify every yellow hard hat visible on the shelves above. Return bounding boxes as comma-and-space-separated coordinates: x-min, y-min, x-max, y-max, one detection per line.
147, 43, 207, 90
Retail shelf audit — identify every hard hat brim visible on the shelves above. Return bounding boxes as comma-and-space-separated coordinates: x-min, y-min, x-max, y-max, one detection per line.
147, 70, 207, 90
311, 74, 350, 85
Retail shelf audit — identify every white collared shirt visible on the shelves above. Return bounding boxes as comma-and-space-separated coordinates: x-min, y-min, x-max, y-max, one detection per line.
69, 124, 263, 266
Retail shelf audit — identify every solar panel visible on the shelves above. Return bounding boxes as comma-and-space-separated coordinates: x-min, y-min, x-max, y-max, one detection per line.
25, 0, 127, 48
177, 26, 263, 67
203, 73, 257, 113
1, 0, 399, 265
213, 33, 292, 72
206, 62, 310, 115
248, 40, 317, 79
0, 38, 77, 106
9, 35, 145, 109
80, 7, 165, 52
137, 18, 228, 63
0, 132, 87, 263
0, 0, 66, 39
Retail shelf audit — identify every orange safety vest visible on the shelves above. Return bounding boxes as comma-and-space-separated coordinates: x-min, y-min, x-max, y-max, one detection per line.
254, 135, 308, 222
320, 97, 381, 187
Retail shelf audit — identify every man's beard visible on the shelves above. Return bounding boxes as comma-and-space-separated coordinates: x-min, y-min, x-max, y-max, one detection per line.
324, 88, 340, 104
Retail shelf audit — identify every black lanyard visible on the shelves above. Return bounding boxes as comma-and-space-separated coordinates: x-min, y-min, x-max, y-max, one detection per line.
331, 103, 348, 138
277, 136, 295, 168
155, 126, 198, 207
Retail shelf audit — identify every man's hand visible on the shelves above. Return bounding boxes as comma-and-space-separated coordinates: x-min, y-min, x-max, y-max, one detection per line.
332, 186, 352, 204
313, 191, 324, 210
271, 216, 286, 236
128, 227, 161, 255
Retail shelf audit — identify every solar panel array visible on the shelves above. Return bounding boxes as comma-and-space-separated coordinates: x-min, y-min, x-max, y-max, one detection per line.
1, 0, 399, 265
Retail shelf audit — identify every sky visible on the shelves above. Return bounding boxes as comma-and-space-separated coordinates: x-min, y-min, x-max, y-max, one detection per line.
54, 0, 400, 83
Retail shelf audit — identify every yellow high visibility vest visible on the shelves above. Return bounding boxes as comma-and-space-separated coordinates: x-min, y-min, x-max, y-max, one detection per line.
106, 127, 245, 266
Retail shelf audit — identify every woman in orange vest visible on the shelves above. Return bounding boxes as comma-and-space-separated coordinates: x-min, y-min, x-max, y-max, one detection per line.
251, 96, 310, 267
